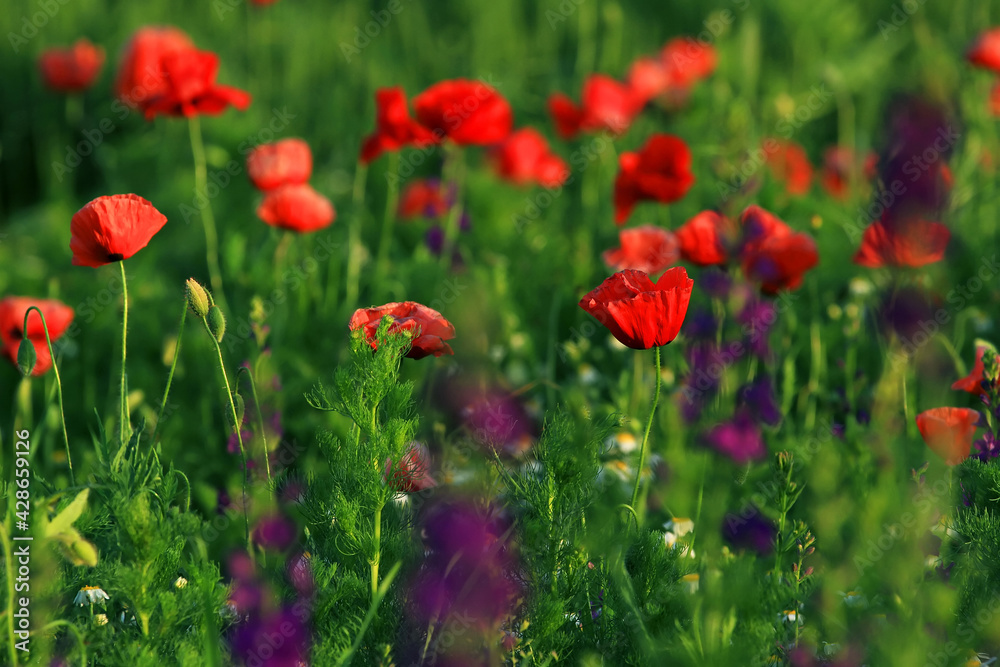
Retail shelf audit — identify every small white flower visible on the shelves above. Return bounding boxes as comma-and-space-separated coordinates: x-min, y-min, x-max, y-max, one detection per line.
823, 642, 841, 656
391, 492, 410, 507
849, 277, 874, 297
680, 573, 699, 594
839, 590, 867, 608
606, 432, 637, 455
578, 364, 599, 386
967, 653, 998, 666
174, 576, 188, 589
94, 613, 108, 626
664, 517, 694, 537
564, 612, 583, 630
74, 586, 110, 606
778, 609, 802, 625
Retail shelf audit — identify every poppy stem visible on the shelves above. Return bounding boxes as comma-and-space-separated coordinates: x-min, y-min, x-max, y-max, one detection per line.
237, 366, 272, 487
205, 321, 252, 554
24, 307, 73, 486
188, 116, 229, 315
630, 346, 661, 527
119, 261, 129, 448
371, 501, 383, 602
374, 152, 400, 301
439, 143, 465, 270
152, 302, 187, 448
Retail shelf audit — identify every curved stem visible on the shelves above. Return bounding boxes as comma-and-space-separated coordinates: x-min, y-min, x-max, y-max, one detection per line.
152, 303, 187, 448
374, 152, 400, 301
237, 367, 272, 486
630, 346, 661, 526
206, 323, 250, 552
23, 307, 73, 485
188, 116, 229, 314
119, 262, 129, 448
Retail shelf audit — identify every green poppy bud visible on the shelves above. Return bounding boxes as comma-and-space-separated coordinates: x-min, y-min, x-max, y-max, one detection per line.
17, 339, 36, 377
207, 306, 226, 343
185, 279, 212, 319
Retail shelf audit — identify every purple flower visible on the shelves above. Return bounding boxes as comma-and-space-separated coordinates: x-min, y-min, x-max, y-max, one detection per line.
682, 307, 718, 341
229, 607, 310, 667
974, 431, 1000, 462
722, 507, 777, 555
252, 514, 297, 552
699, 268, 732, 300
738, 298, 776, 359
737, 376, 781, 427
704, 411, 766, 463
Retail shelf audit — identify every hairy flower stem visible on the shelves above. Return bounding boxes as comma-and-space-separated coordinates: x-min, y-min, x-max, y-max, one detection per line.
630, 346, 661, 527
374, 152, 400, 301
119, 262, 130, 447
205, 322, 251, 553
371, 501, 383, 602
237, 367, 272, 486
439, 144, 465, 270
152, 304, 187, 447
23, 307, 73, 485
188, 116, 229, 315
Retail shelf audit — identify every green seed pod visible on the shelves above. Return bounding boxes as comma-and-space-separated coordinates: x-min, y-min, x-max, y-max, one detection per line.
207, 306, 226, 343
185, 278, 212, 319
17, 339, 36, 377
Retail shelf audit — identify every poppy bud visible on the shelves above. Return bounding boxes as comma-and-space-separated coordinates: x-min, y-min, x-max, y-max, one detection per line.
207, 306, 226, 343
185, 278, 212, 318
17, 339, 36, 377
229, 391, 245, 430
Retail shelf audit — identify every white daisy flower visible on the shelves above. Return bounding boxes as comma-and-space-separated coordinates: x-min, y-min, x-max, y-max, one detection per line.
664, 517, 694, 537
967, 653, 998, 666
778, 609, 802, 625
74, 586, 110, 606
680, 573, 699, 594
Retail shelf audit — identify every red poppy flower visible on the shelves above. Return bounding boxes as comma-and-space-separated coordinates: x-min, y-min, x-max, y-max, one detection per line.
114, 26, 194, 109
968, 28, 1000, 72
916, 407, 980, 465
852, 218, 950, 268
489, 128, 568, 188
70, 194, 168, 267
360, 87, 437, 163
349, 302, 455, 360
0, 297, 75, 377
38, 39, 105, 93
613, 133, 695, 225
398, 179, 451, 219
143, 49, 251, 120
246, 139, 313, 192
738, 206, 818, 293
256, 184, 335, 233
626, 57, 669, 107
548, 74, 640, 140
578, 267, 693, 350
764, 139, 812, 196
952, 346, 988, 396
385, 442, 437, 493
676, 211, 731, 266
413, 79, 512, 145
602, 225, 678, 275
660, 38, 717, 90
820, 146, 877, 199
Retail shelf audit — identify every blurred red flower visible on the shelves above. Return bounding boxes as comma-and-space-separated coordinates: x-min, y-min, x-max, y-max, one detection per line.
385, 442, 437, 493
0, 296, 73, 377
626, 57, 669, 107
114, 26, 194, 109
247, 139, 313, 191
579, 267, 693, 349
764, 139, 812, 196
360, 87, 437, 163
489, 128, 568, 187
143, 49, 250, 119
70, 194, 167, 267
852, 218, 950, 268
820, 146, 877, 200
602, 225, 678, 275
968, 28, 1000, 71
676, 211, 731, 266
738, 206, 818, 293
0, 297, 75, 377
613, 133, 695, 224
413, 79, 512, 145
659, 38, 716, 103
256, 184, 335, 233
38, 38, 104, 93
349, 302, 455, 359
398, 179, 451, 219
952, 346, 988, 396
916, 407, 980, 465
549, 74, 640, 140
